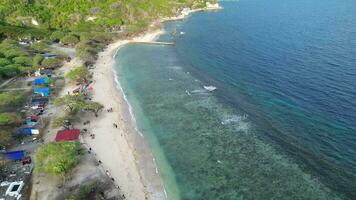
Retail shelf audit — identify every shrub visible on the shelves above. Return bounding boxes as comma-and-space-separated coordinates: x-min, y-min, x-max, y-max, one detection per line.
0, 130, 12, 148
50, 31, 66, 42
35, 141, 82, 177
31, 41, 50, 53
32, 54, 43, 67
0, 112, 22, 126
0, 91, 25, 109
61, 34, 80, 46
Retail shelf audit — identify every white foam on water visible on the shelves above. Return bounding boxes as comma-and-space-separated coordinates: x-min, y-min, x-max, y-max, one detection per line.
221, 114, 250, 133
221, 114, 248, 125
111, 51, 144, 138
168, 65, 183, 70
191, 89, 208, 94
185, 90, 192, 96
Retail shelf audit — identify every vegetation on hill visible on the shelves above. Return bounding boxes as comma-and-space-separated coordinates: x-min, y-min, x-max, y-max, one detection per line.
0, 0, 217, 72
0, 0, 216, 33
0, 39, 65, 78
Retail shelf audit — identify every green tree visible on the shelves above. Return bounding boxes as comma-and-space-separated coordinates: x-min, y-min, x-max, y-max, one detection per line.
35, 141, 82, 177
50, 31, 66, 42
32, 54, 43, 67
52, 114, 76, 128
0, 112, 22, 126
41, 57, 62, 68
2, 49, 27, 59
31, 41, 50, 53
66, 66, 90, 83
0, 58, 11, 67
0, 64, 21, 77
83, 101, 103, 116
54, 94, 103, 116
61, 34, 79, 46
12, 56, 32, 66
76, 48, 96, 65
54, 95, 86, 114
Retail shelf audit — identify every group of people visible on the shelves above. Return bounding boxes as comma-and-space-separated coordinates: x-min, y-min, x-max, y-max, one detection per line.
82, 105, 127, 198
86, 146, 126, 199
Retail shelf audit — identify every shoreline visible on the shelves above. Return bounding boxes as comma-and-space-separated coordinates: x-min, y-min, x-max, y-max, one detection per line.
89, 29, 166, 200
89, 4, 222, 200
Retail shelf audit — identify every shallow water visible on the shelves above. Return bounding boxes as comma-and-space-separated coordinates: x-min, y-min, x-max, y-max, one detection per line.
114, 0, 356, 199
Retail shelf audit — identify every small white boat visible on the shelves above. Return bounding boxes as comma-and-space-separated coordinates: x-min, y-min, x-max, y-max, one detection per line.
204, 85, 217, 91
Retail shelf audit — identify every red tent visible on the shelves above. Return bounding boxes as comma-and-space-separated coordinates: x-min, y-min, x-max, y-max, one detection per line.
55, 129, 80, 142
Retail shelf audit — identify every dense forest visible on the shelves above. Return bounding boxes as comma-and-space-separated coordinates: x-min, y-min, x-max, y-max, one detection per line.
0, 0, 215, 33
0, 0, 216, 78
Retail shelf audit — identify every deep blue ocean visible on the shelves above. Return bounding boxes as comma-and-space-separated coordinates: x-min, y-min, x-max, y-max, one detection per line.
115, 0, 356, 199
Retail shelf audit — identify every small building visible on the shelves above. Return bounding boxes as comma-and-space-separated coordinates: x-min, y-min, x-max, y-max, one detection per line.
5, 181, 24, 199
55, 129, 80, 142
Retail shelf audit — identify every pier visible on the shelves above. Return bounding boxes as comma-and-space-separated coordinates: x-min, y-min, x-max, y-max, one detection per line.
131, 41, 175, 46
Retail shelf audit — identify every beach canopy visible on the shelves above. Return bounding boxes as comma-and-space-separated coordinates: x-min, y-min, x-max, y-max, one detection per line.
33, 87, 50, 97
2, 150, 25, 161
55, 129, 80, 142
34, 77, 49, 85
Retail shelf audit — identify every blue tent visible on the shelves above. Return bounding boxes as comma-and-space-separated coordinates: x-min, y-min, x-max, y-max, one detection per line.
3, 150, 25, 161
33, 87, 50, 96
34, 77, 49, 85
16, 128, 33, 136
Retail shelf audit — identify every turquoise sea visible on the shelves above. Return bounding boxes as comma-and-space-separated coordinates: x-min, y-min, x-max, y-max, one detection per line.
114, 0, 356, 199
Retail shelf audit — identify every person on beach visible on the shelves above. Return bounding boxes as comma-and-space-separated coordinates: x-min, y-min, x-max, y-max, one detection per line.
113, 123, 118, 128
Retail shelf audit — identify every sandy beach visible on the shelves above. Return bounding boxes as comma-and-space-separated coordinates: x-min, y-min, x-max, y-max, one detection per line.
85, 29, 166, 200
83, 4, 222, 200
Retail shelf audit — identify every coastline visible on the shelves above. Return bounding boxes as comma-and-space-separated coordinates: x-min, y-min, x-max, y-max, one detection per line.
87, 29, 165, 200
89, 4, 222, 200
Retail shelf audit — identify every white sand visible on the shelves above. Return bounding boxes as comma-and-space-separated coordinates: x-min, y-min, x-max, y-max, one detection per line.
85, 29, 166, 200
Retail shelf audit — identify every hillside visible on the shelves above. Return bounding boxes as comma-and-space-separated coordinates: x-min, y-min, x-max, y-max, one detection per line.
0, 0, 216, 33
0, 0, 216, 78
